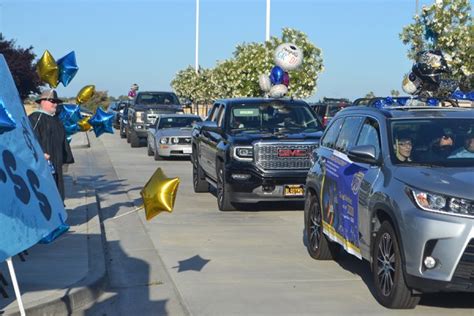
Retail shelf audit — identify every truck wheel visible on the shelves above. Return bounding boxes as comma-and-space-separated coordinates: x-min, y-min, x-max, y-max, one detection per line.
193, 154, 208, 193
126, 127, 131, 143
120, 124, 126, 139
304, 192, 338, 260
130, 131, 140, 148
372, 221, 420, 309
217, 164, 235, 211
147, 141, 154, 156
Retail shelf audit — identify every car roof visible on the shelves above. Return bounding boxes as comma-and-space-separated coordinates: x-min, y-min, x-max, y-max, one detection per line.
137, 91, 177, 94
216, 97, 309, 106
340, 105, 474, 119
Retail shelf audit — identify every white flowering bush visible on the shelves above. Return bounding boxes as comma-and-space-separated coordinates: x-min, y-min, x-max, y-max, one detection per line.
400, 0, 473, 89
171, 28, 324, 103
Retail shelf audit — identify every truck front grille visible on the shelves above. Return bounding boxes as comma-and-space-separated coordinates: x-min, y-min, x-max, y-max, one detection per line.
254, 143, 318, 170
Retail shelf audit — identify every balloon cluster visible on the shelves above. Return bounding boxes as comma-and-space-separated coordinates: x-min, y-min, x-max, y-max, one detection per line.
259, 43, 304, 98
401, 50, 457, 98
37, 50, 79, 88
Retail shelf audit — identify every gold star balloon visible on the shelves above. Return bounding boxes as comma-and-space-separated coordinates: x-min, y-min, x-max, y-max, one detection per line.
76, 85, 95, 104
78, 117, 92, 132
140, 168, 180, 221
36, 50, 59, 88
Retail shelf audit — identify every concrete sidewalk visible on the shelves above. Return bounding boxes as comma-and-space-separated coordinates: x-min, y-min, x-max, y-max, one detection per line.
0, 133, 106, 315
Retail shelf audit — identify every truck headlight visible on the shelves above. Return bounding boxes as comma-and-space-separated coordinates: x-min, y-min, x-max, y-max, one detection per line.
233, 146, 253, 161
135, 111, 144, 123
409, 188, 474, 218
160, 137, 169, 144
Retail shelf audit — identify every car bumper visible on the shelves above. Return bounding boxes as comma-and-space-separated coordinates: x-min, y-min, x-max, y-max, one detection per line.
132, 125, 149, 138
224, 165, 309, 203
401, 208, 474, 292
157, 144, 192, 157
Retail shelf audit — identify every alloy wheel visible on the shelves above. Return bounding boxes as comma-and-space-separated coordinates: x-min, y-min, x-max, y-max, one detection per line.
376, 232, 396, 297
309, 201, 322, 252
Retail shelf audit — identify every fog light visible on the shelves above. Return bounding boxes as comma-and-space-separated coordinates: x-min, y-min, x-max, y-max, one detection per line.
231, 173, 250, 180
424, 256, 437, 269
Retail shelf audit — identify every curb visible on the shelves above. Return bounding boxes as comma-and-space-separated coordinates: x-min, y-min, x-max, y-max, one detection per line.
7, 189, 108, 316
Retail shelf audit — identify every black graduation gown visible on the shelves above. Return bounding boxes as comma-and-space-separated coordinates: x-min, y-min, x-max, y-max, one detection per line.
28, 111, 74, 200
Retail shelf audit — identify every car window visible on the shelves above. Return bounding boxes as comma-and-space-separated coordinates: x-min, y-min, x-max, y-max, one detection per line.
356, 118, 381, 158
212, 105, 223, 123
320, 118, 344, 148
335, 117, 364, 153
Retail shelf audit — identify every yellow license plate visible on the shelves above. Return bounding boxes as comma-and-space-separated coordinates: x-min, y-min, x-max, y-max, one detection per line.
284, 185, 304, 197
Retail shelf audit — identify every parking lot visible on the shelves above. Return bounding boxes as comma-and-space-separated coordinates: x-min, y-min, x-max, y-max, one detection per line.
90, 131, 474, 315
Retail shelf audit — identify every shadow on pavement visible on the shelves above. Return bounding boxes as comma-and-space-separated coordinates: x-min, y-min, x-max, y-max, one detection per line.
83, 240, 170, 315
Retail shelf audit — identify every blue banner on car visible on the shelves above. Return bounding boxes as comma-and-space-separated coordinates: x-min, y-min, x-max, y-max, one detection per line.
0, 55, 67, 262
320, 151, 367, 259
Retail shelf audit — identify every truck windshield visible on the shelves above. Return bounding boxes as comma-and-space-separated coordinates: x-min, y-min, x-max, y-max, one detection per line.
158, 116, 202, 129
229, 103, 321, 133
390, 118, 474, 167
137, 93, 180, 105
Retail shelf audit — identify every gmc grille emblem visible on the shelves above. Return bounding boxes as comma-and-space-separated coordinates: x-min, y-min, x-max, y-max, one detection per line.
277, 149, 308, 158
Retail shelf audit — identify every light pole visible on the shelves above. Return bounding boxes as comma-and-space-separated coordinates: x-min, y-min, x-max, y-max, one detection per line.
195, 0, 200, 75
265, 0, 270, 42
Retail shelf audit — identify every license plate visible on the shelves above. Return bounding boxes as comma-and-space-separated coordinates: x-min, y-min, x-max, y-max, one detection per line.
183, 148, 192, 154
284, 185, 304, 197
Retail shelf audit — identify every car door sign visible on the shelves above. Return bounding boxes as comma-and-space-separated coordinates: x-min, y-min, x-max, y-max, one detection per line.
320, 151, 368, 259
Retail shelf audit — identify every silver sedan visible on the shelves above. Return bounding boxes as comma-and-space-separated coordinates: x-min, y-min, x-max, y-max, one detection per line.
147, 114, 202, 160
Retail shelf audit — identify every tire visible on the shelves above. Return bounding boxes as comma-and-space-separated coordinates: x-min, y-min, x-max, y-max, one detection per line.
192, 153, 209, 193
147, 141, 154, 156
372, 221, 420, 309
216, 163, 235, 211
126, 127, 131, 143
130, 131, 140, 148
154, 148, 164, 161
120, 123, 126, 139
304, 192, 338, 260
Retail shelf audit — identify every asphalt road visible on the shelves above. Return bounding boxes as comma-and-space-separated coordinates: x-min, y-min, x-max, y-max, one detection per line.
93, 132, 473, 315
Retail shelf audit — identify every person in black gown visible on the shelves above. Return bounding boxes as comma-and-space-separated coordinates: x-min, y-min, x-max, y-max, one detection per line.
28, 90, 74, 201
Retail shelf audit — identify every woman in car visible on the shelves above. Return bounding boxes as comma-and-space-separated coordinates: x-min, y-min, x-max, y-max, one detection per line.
393, 131, 414, 162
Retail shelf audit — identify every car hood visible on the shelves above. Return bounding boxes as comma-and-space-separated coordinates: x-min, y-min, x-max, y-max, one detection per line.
394, 167, 474, 200
231, 130, 323, 145
156, 128, 193, 137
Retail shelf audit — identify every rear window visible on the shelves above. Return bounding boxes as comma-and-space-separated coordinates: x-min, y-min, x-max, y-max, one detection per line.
327, 104, 349, 117
137, 93, 180, 105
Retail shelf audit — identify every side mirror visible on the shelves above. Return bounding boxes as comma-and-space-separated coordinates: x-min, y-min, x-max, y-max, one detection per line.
347, 145, 380, 165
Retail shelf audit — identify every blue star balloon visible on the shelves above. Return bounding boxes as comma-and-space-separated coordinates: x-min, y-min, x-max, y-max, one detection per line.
270, 65, 284, 85
59, 104, 82, 124
89, 107, 114, 138
427, 98, 439, 106
57, 51, 79, 87
0, 100, 16, 133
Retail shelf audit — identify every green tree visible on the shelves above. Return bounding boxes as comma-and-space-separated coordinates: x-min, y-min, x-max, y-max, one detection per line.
0, 33, 41, 100
400, 0, 473, 89
171, 28, 324, 102
365, 91, 376, 98
391, 89, 400, 97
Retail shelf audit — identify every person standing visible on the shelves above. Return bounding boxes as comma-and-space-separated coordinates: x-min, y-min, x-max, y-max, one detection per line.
28, 90, 74, 201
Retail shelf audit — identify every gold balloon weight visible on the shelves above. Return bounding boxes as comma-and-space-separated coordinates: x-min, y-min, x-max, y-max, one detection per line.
140, 168, 180, 221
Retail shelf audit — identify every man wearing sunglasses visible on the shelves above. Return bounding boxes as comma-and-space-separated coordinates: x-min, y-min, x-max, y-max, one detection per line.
29, 89, 74, 201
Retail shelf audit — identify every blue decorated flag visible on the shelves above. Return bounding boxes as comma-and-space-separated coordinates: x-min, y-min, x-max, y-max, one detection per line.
0, 55, 67, 262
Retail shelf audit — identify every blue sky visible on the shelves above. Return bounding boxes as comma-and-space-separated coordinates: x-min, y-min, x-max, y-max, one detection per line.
1, 0, 436, 101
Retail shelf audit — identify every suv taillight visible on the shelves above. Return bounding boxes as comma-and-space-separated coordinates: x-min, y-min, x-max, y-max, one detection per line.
323, 116, 329, 127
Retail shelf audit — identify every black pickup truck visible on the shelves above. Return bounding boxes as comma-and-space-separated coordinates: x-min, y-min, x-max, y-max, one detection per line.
126, 91, 184, 147
191, 98, 323, 211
